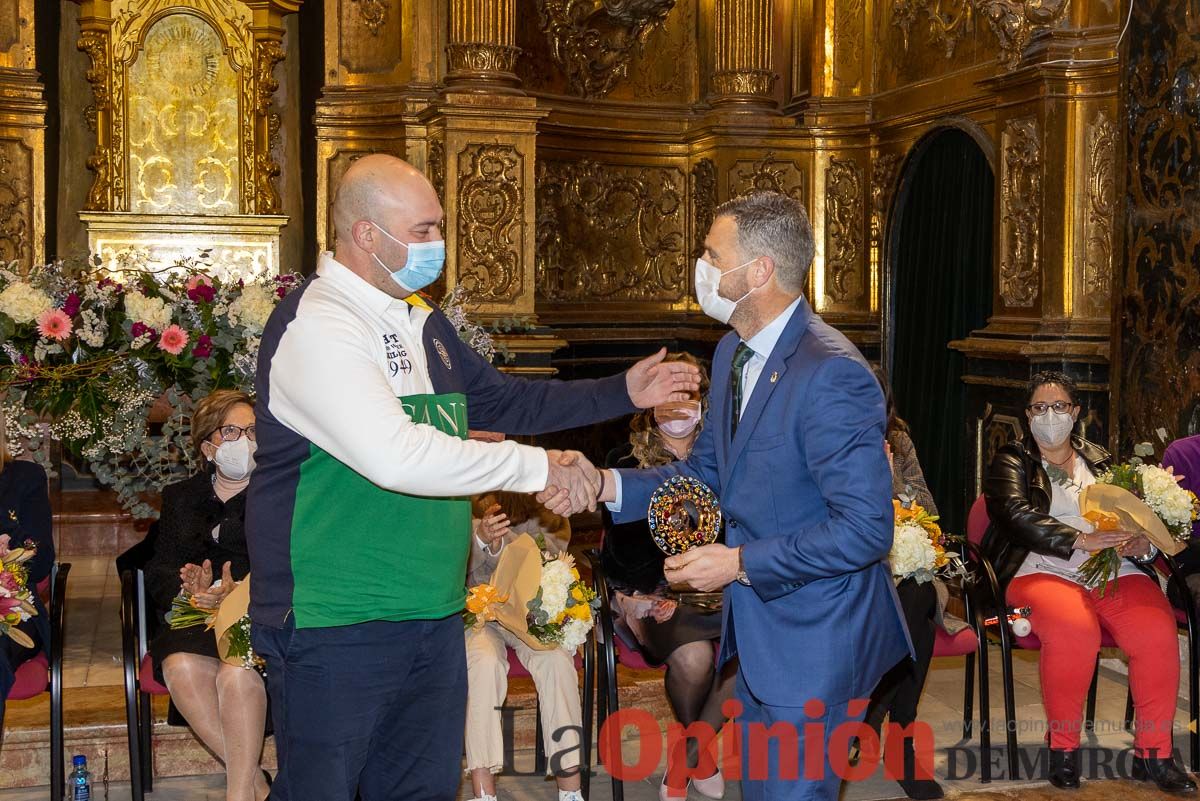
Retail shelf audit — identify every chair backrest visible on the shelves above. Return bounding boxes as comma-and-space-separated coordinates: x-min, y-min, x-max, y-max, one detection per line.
967, 494, 990, 550
116, 522, 160, 660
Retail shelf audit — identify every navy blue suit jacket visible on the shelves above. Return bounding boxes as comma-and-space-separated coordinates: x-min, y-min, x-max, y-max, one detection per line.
613, 298, 911, 707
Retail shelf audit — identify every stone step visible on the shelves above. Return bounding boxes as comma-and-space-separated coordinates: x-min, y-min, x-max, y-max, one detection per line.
51, 490, 144, 557
1, 667, 671, 789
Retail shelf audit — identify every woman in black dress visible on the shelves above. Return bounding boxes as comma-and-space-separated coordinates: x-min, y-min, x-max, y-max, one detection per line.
599, 353, 733, 800
144, 389, 268, 801
0, 418, 54, 744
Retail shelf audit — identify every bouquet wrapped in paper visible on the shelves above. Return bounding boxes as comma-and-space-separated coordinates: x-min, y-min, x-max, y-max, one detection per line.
477, 533, 598, 654
889, 500, 955, 583
0, 534, 38, 648
168, 575, 263, 671
1078, 443, 1200, 594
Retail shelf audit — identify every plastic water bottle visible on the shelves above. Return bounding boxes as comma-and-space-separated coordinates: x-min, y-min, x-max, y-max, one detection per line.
69, 755, 91, 800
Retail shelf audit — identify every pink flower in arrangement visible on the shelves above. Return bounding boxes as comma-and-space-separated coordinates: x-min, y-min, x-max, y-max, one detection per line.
186, 275, 216, 304
62, 293, 82, 317
157, 325, 189, 355
130, 322, 155, 340
0, 569, 17, 594
192, 334, 213, 359
36, 308, 73, 341
97, 278, 123, 294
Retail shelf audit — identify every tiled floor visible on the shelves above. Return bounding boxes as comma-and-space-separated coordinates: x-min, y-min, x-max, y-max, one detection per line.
5, 553, 1198, 800
60, 555, 125, 690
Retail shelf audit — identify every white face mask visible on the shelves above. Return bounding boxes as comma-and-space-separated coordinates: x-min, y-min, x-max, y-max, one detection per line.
212, 437, 257, 481
658, 403, 702, 439
695, 257, 758, 324
1030, 411, 1075, 449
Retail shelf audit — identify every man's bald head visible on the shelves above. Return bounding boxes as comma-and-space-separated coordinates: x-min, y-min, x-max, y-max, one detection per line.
330, 154, 444, 297
332, 155, 438, 242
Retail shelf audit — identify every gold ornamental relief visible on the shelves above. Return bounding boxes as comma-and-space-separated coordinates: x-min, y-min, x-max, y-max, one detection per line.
690, 159, 717, 258
833, 0, 866, 92
728, 153, 805, 201
825, 158, 865, 305
350, 0, 389, 34
999, 117, 1042, 308
0, 142, 31, 266
536, 0, 678, 98
127, 13, 240, 215
1082, 110, 1116, 316
536, 160, 687, 302
457, 145, 525, 303
870, 153, 903, 252
891, 0, 975, 57
974, 0, 1070, 69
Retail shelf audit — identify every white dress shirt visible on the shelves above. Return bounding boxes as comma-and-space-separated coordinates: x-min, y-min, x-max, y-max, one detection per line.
608, 298, 804, 511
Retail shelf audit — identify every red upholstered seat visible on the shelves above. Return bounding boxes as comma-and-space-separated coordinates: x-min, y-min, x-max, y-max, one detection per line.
933, 626, 978, 658
7, 653, 48, 700
505, 646, 583, 678
139, 653, 170, 695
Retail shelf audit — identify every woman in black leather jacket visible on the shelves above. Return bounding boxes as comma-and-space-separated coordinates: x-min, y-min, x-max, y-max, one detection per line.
982, 371, 1193, 793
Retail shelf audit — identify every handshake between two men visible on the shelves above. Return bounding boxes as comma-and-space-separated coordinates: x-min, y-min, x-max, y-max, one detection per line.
533, 347, 702, 518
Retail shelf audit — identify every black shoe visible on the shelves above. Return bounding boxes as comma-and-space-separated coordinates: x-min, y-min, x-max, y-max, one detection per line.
897, 738, 943, 799
1048, 748, 1080, 790
1132, 755, 1197, 794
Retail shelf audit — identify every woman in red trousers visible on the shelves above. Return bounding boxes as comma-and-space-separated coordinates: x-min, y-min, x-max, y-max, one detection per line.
982, 371, 1194, 794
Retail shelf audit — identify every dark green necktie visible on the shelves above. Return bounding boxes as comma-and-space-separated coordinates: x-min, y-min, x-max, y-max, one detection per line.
730, 342, 755, 437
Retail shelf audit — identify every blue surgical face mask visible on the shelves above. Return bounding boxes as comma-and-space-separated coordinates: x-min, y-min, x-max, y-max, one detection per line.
370, 222, 446, 293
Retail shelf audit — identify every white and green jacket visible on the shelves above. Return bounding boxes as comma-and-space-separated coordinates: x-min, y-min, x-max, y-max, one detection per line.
246, 253, 635, 630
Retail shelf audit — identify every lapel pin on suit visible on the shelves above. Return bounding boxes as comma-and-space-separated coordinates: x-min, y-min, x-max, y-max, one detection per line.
770, 371, 779, 383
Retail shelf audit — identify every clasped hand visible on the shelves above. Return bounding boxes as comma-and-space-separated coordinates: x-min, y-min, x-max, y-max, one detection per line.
536, 450, 600, 517
179, 559, 235, 610
1073, 529, 1153, 558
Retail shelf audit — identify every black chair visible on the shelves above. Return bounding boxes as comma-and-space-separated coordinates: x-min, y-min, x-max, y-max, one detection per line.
116, 523, 164, 801
5, 562, 70, 801
967, 495, 1199, 779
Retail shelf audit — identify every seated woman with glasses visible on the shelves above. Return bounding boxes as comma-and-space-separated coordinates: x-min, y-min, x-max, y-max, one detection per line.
982, 371, 1194, 794
144, 389, 270, 801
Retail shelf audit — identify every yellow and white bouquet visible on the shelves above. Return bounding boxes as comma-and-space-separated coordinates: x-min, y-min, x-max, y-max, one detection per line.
1078, 444, 1200, 592
527, 552, 598, 653
890, 500, 953, 584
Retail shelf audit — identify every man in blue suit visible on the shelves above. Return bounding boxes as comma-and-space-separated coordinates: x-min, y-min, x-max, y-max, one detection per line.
593, 191, 912, 800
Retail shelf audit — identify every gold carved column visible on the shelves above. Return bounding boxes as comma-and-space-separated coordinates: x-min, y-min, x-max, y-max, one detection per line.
710, 0, 776, 108
446, 0, 520, 92
961, 55, 1119, 362
0, 0, 47, 269
422, 0, 545, 322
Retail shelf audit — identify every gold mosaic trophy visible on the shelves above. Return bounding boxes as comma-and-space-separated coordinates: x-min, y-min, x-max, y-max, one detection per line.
648, 475, 724, 608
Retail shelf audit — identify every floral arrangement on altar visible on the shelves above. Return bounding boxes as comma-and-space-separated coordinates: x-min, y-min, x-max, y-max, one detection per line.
0, 533, 38, 648
0, 254, 503, 518
0, 251, 301, 517
526, 551, 597, 653
1077, 442, 1200, 592
890, 499, 959, 584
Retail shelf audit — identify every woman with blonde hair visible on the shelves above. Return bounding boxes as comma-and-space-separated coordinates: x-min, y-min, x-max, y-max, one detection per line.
143, 389, 270, 801
0, 416, 54, 742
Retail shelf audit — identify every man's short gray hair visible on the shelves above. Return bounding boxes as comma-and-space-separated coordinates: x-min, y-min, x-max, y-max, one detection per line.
715, 191, 815, 295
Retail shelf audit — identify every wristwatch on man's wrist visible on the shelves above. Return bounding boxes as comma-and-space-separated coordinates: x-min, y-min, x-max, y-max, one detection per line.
736, 545, 751, 586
